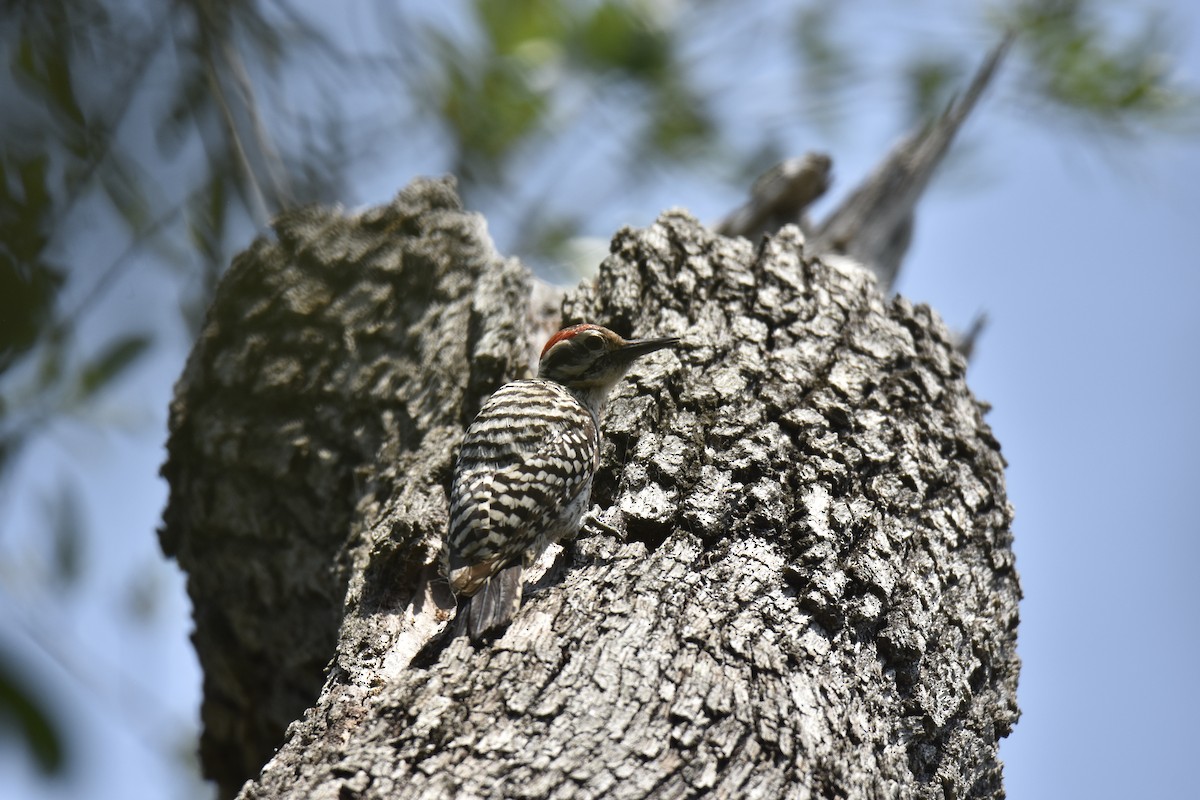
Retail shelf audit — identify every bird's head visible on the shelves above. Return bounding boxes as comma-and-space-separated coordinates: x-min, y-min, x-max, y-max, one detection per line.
537, 324, 678, 396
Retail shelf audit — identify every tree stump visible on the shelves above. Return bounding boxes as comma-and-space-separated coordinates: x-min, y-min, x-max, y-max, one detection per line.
161, 177, 1019, 799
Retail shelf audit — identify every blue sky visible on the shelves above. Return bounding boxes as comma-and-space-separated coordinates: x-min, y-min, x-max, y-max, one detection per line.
2, 3, 1198, 798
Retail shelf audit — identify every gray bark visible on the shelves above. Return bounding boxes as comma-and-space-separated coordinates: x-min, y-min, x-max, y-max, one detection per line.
161, 177, 1019, 800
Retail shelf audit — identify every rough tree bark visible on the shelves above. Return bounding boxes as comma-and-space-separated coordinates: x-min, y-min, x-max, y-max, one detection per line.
161, 177, 1019, 799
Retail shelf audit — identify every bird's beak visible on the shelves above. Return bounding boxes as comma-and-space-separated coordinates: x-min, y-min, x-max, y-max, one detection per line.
617, 335, 680, 362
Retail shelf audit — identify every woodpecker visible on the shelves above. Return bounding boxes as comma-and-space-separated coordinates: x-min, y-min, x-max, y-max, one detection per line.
442, 323, 679, 641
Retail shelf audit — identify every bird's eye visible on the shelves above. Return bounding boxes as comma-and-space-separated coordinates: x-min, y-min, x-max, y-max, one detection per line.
582, 333, 605, 351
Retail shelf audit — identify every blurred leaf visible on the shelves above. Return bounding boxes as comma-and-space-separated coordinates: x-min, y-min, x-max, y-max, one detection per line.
157, 71, 209, 159
124, 559, 165, 623
0, 257, 63, 375
1009, 0, 1192, 122
15, 154, 52, 229
44, 481, 84, 586
0, 151, 63, 373
35, 331, 66, 394
0, 651, 66, 776
571, 1, 668, 80
645, 81, 713, 158
0, 153, 53, 262
187, 174, 230, 272
475, 0, 568, 56
40, 36, 87, 139
516, 212, 582, 266
11, 16, 87, 156
793, 3, 857, 129
905, 55, 961, 128
229, 0, 287, 67
77, 334, 151, 398
440, 54, 548, 178
99, 157, 153, 236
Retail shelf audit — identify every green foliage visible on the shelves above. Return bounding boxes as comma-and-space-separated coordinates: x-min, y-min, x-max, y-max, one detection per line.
476, 0, 569, 54
1008, 0, 1194, 124
573, 1, 670, 80
439, 44, 550, 178
425, 0, 717, 181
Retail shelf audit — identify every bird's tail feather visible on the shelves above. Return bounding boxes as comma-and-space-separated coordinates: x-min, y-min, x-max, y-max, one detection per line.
464, 564, 524, 641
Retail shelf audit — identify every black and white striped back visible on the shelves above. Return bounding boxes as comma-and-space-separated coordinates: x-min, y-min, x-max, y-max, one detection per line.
443, 379, 599, 596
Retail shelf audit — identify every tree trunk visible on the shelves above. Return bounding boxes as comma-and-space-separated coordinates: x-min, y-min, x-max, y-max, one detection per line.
161, 177, 1020, 799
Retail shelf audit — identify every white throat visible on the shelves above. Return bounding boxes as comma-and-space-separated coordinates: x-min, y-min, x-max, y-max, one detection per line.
567, 381, 618, 421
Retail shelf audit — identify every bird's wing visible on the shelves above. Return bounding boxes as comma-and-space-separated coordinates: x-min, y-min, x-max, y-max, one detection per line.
445, 382, 598, 593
